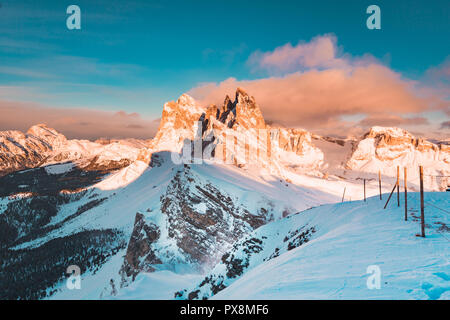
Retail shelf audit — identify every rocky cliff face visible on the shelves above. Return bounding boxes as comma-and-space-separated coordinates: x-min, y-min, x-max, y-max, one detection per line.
151, 94, 206, 152
150, 88, 324, 173
119, 161, 270, 287
115, 89, 328, 292
214, 88, 266, 130
175, 217, 317, 300
271, 128, 324, 171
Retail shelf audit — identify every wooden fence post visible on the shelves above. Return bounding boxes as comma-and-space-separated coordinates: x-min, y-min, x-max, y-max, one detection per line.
384, 183, 397, 209
378, 170, 382, 200
397, 166, 400, 207
364, 179, 366, 202
419, 166, 425, 237
404, 167, 407, 221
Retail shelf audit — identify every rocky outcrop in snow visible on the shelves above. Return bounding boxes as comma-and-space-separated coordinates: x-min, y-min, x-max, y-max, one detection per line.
119, 162, 270, 287
175, 216, 317, 300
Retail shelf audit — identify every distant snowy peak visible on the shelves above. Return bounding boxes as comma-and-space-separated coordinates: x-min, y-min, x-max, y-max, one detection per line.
0, 125, 61, 175
345, 126, 449, 189
0, 124, 145, 176
366, 126, 413, 138
364, 126, 448, 153
350, 126, 449, 163
27, 124, 67, 148
0, 123, 75, 175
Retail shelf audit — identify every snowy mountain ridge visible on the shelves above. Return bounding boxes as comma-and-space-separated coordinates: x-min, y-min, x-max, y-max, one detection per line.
1, 90, 447, 189
345, 126, 449, 190
148, 89, 449, 190
0, 124, 145, 176
0, 88, 448, 300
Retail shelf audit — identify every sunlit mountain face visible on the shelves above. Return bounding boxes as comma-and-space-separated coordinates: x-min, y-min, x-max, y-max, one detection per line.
0, 0, 448, 301
0, 88, 448, 300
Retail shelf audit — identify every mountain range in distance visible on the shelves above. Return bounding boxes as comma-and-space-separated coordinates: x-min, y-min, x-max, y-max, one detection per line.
0, 88, 448, 300
1, 88, 448, 191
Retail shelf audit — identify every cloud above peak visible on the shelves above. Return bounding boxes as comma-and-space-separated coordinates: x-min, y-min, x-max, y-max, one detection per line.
190, 35, 449, 138
247, 35, 347, 73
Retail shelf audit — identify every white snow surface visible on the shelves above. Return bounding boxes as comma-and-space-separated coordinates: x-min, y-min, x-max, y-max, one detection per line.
44, 149, 388, 299
3, 99, 449, 301
44, 162, 75, 175
4, 124, 448, 300
211, 192, 449, 300
95, 191, 449, 300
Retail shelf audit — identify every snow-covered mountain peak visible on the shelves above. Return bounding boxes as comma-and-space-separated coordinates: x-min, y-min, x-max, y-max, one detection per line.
152, 94, 206, 151
27, 123, 60, 136
0, 124, 145, 177
151, 88, 326, 175
357, 126, 444, 155
345, 126, 449, 189
365, 126, 414, 140
27, 124, 67, 148
230, 87, 266, 130
176, 93, 199, 108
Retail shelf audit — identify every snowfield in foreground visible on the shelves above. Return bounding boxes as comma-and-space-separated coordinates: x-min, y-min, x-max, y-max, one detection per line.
81, 190, 448, 300
208, 192, 449, 300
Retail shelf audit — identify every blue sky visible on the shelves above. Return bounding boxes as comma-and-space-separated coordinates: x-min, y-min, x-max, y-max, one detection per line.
0, 0, 448, 138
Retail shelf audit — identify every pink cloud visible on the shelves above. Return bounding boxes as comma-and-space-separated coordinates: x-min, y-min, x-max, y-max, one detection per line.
189, 64, 441, 129
0, 100, 159, 140
248, 35, 348, 73
358, 114, 429, 127
426, 56, 450, 81
190, 36, 449, 138
423, 56, 450, 104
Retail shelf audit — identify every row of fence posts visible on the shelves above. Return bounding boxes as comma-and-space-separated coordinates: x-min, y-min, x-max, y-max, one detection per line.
383, 165, 426, 237
347, 166, 426, 237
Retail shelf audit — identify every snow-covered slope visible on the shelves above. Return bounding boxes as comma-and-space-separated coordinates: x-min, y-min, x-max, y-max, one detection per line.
44, 150, 345, 299
176, 192, 449, 300
1, 89, 448, 301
